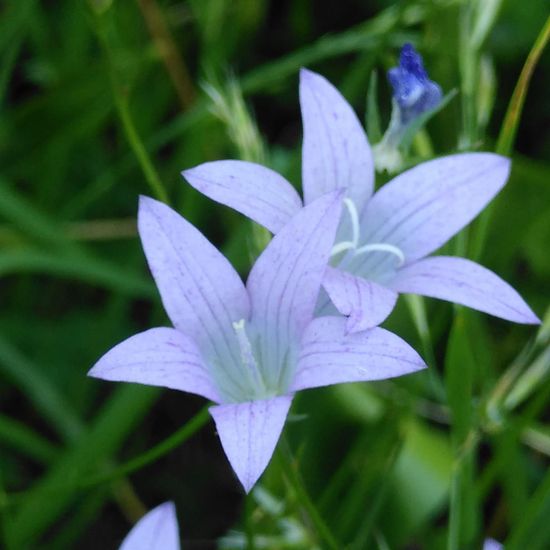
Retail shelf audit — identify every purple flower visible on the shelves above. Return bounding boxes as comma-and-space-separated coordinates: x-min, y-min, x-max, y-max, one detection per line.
388, 43, 443, 125
89, 192, 425, 492
182, 69, 539, 332
119, 502, 180, 550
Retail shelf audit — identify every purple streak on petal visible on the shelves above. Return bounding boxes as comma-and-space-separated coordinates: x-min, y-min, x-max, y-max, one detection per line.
119, 501, 180, 550
300, 68, 374, 212
359, 154, 510, 263
247, 191, 343, 387
88, 328, 221, 402
138, 196, 249, 372
322, 266, 398, 332
210, 395, 292, 492
390, 256, 540, 324
291, 316, 426, 391
182, 160, 302, 234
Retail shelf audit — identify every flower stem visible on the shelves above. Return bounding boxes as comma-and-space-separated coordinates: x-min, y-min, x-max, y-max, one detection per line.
91, 8, 170, 204
279, 437, 340, 550
82, 406, 210, 488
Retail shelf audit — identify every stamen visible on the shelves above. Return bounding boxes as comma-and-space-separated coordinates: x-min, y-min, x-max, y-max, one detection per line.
354, 243, 406, 266
343, 198, 360, 248
232, 319, 265, 392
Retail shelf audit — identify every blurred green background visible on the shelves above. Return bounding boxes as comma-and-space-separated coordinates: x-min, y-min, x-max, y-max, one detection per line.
1, 1, 549, 548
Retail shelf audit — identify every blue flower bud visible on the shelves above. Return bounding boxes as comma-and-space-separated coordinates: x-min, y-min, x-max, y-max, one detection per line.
387, 43, 442, 125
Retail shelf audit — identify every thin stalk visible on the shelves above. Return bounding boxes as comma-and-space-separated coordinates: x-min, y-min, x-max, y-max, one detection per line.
496, 15, 550, 155
82, 406, 210, 488
91, 9, 170, 204
405, 294, 445, 401
136, 0, 195, 110
279, 437, 340, 550
472, 14, 550, 260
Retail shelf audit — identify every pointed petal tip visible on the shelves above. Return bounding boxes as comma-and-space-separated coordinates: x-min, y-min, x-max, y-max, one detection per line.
138, 194, 160, 215
210, 396, 292, 493
299, 67, 316, 81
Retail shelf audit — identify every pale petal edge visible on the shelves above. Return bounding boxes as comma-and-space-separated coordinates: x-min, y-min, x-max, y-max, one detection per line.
291, 316, 426, 392
322, 266, 398, 332
390, 256, 540, 325
210, 395, 292, 493
182, 160, 302, 234
88, 327, 221, 403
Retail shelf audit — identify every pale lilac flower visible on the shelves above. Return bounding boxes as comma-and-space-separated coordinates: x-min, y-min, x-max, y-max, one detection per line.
119, 502, 180, 550
89, 192, 425, 492
483, 538, 503, 550
182, 69, 539, 332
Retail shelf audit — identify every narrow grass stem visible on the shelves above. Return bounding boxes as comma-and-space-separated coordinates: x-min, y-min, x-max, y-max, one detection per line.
136, 0, 195, 110
279, 437, 340, 550
472, 14, 550, 260
82, 406, 210, 488
92, 10, 170, 204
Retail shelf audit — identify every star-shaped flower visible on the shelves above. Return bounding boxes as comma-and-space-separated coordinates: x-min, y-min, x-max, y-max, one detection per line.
182, 68, 539, 332
89, 192, 425, 491
119, 502, 180, 550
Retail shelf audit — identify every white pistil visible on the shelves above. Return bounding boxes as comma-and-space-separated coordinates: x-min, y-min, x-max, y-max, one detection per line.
232, 319, 265, 392
354, 243, 405, 266
330, 198, 361, 258
343, 198, 360, 248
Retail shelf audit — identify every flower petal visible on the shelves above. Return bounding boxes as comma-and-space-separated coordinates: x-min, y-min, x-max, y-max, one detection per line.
322, 266, 398, 331
88, 328, 221, 402
390, 256, 540, 324
182, 160, 302, 234
291, 316, 426, 391
300, 68, 374, 211
119, 501, 180, 550
359, 153, 510, 262
138, 196, 249, 372
210, 395, 292, 492
247, 191, 343, 388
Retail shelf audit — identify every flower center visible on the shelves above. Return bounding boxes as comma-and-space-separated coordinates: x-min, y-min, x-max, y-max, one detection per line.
232, 319, 268, 397
330, 198, 405, 267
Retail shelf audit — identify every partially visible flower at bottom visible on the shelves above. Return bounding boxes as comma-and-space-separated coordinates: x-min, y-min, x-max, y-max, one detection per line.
119, 502, 180, 550
483, 539, 503, 550
89, 192, 426, 492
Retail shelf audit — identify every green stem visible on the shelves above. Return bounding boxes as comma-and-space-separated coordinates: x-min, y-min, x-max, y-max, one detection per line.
92, 9, 170, 204
279, 437, 340, 550
496, 15, 550, 155
472, 14, 550, 260
82, 406, 210, 488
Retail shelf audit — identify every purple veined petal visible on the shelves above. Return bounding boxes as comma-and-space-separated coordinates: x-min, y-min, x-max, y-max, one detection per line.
210, 395, 292, 492
389, 256, 540, 324
359, 153, 511, 263
88, 328, 221, 403
247, 191, 344, 389
291, 316, 426, 392
138, 196, 249, 373
119, 501, 180, 550
182, 160, 302, 234
322, 266, 398, 332
300, 68, 374, 211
